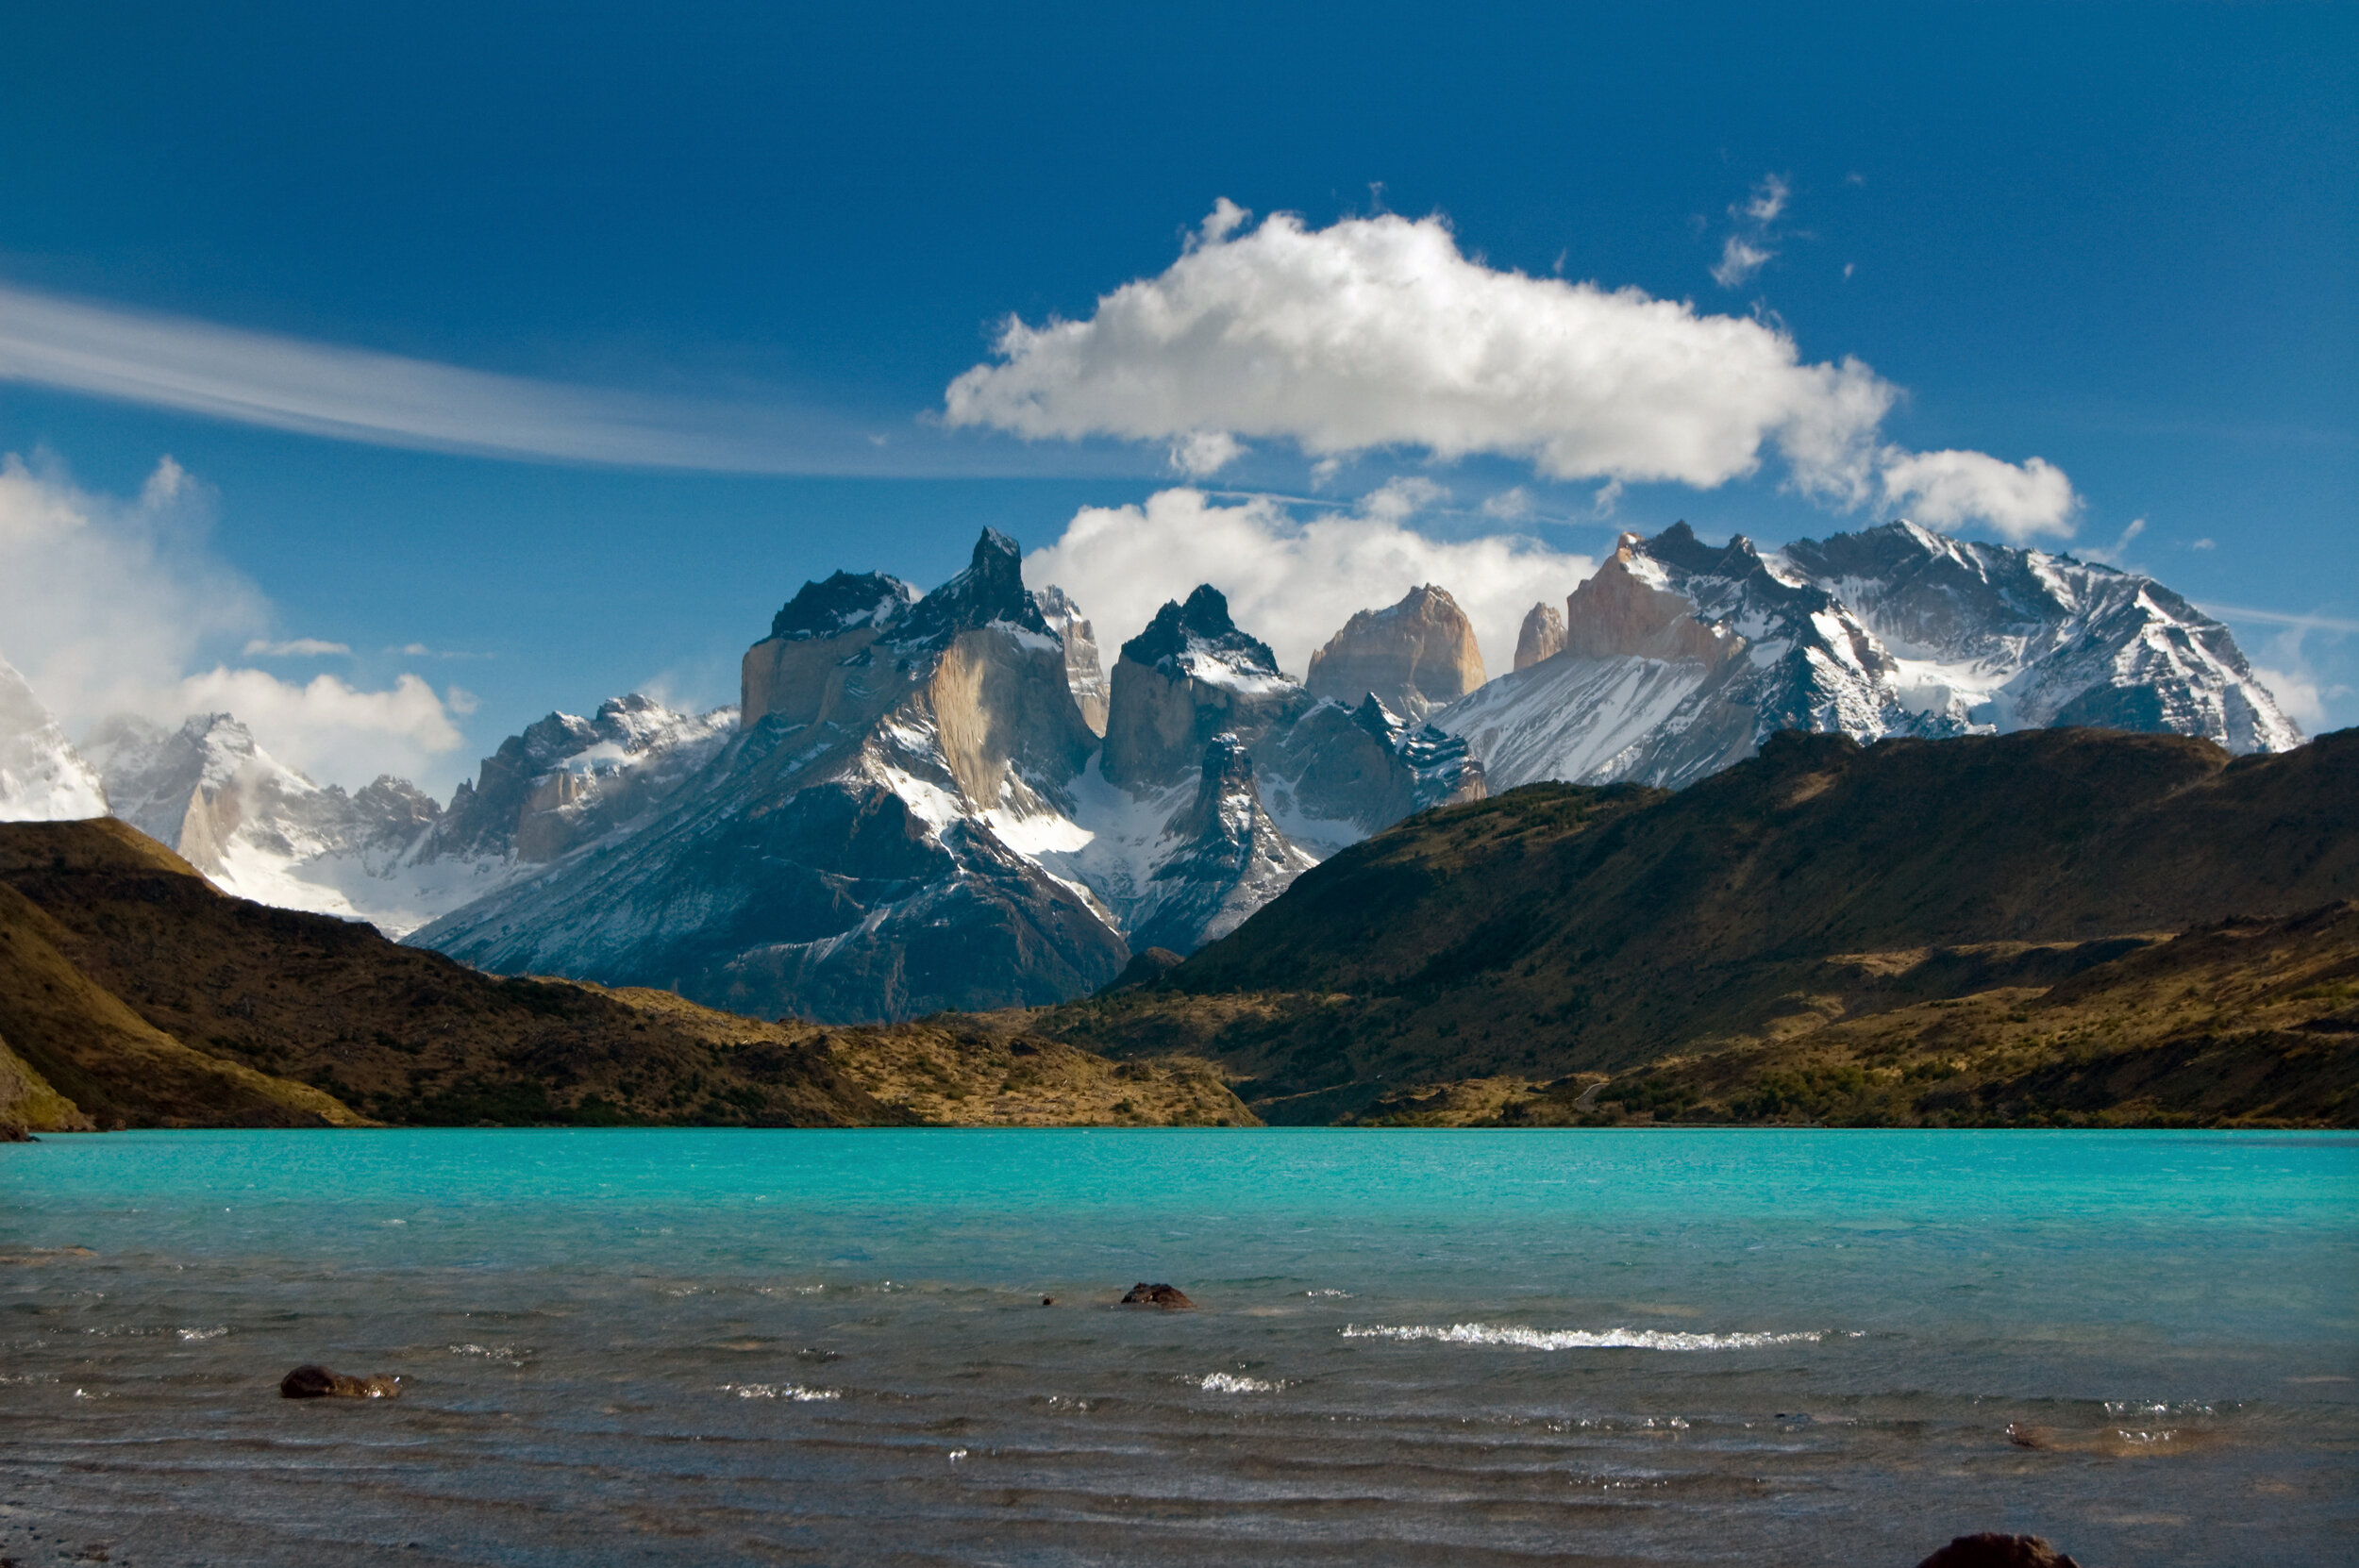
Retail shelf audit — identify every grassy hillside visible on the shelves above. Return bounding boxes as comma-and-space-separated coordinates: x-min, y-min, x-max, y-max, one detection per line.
0, 878, 367, 1132
1351, 903, 2359, 1127
0, 819, 1251, 1131
1029, 727, 2359, 1124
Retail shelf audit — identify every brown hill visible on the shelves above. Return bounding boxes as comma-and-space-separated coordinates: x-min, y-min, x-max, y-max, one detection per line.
0, 819, 1252, 1132
1354, 902, 2359, 1127
1029, 727, 2359, 1122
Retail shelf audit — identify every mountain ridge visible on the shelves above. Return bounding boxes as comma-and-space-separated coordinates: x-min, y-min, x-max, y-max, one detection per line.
1021, 725, 2358, 1121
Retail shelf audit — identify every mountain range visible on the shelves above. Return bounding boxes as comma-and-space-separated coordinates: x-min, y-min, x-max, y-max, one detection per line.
0, 518, 2304, 1025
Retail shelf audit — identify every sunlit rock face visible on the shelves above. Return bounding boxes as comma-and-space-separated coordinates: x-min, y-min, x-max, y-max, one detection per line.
1514, 602, 1566, 671
1101, 586, 1309, 791
1304, 584, 1487, 724
1033, 585, 1110, 736
1439, 520, 2301, 792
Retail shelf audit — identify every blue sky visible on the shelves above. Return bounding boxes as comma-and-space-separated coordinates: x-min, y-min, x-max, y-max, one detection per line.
1, 1, 2351, 791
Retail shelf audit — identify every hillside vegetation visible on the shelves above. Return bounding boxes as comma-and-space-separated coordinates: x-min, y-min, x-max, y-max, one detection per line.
0, 819, 1251, 1135
1351, 902, 2359, 1127
1029, 727, 2359, 1125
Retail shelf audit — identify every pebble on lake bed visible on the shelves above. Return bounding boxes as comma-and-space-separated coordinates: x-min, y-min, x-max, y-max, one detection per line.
1118, 1282, 1196, 1309
1916, 1534, 2081, 1568
279, 1364, 403, 1400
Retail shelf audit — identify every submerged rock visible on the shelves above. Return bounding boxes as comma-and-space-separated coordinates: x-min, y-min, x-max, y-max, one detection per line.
1916, 1534, 2081, 1568
279, 1364, 403, 1399
1119, 1282, 1196, 1309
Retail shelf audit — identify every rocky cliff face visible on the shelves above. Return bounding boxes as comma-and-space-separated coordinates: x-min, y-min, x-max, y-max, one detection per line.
0, 657, 108, 823
83, 711, 457, 926
1102, 586, 1304, 789
1304, 584, 1487, 722
1778, 520, 2299, 749
433, 694, 734, 864
1124, 735, 1319, 955
1440, 520, 2300, 790
1513, 603, 1566, 670
1033, 585, 1110, 735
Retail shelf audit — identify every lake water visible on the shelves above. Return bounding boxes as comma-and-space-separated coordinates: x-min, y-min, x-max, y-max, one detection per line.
3, 1129, 2353, 1566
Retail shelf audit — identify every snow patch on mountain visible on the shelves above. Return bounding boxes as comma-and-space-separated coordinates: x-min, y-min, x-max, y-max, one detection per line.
78, 693, 731, 936
1440, 520, 2298, 790
0, 656, 109, 822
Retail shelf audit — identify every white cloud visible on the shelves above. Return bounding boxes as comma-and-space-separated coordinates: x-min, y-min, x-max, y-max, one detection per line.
1740, 174, 1791, 226
0, 452, 467, 788
2252, 664, 2334, 730
2078, 517, 2147, 566
945, 202, 2077, 539
1879, 448, 2079, 541
243, 637, 352, 658
1024, 486, 1595, 679
0, 280, 924, 475
1711, 175, 1789, 289
172, 668, 465, 785
1170, 430, 1246, 476
1480, 486, 1532, 521
1711, 236, 1774, 290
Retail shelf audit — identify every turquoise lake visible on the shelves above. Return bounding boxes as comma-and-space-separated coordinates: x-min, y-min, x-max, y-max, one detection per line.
4, 1128, 2354, 1565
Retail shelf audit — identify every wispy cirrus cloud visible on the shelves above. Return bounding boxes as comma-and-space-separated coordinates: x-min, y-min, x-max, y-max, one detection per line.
1711, 173, 1789, 289
243, 637, 352, 659
0, 280, 997, 476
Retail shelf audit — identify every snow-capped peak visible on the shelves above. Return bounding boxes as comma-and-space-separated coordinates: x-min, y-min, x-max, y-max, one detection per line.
1440, 517, 2300, 792
0, 656, 109, 822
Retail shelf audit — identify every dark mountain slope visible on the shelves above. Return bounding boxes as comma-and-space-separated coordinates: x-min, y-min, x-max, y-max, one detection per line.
0, 876, 360, 1132
1034, 727, 2359, 1116
1359, 901, 2359, 1128
0, 818, 1248, 1130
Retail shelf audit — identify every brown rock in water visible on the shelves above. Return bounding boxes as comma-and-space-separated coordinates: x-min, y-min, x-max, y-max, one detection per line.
279, 1364, 402, 1400
1513, 601, 1566, 670
1916, 1534, 2081, 1568
1305, 585, 1486, 722
1119, 1282, 1196, 1309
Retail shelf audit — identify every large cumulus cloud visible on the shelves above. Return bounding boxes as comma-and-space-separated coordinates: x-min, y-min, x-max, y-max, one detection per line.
949, 202, 2079, 542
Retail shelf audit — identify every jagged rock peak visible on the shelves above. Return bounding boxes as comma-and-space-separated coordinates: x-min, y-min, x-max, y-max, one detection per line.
1033, 585, 1110, 736
895, 528, 1054, 652
1120, 585, 1280, 676
1304, 584, 1486, 722
770, 571, 915, 642
1350, 692, 1404, 743
1514, 602, 1566, 670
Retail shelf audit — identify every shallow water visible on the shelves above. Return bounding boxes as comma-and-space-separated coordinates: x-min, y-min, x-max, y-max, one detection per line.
3, 1128, 2353, 1566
